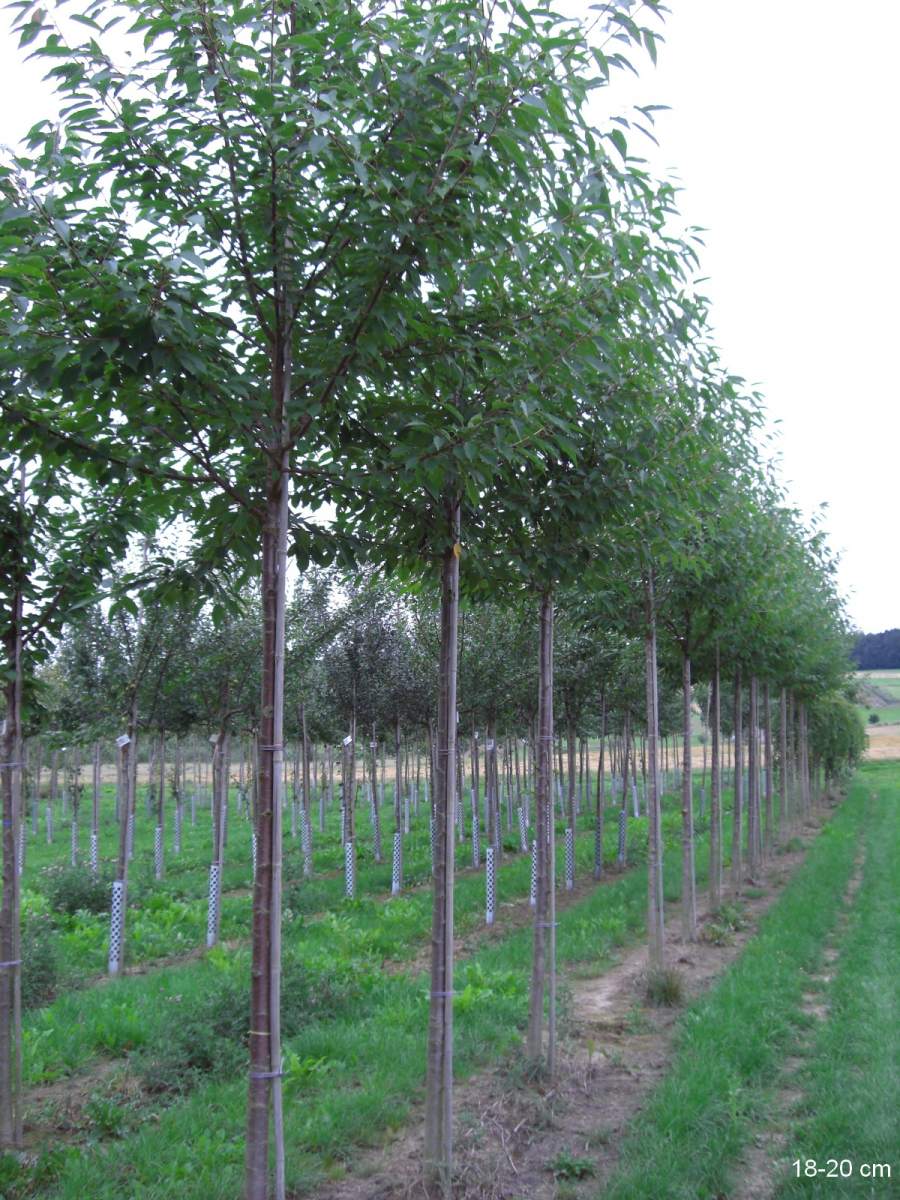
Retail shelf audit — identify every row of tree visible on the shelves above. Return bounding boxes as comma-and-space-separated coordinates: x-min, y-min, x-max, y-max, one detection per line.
0, 1, 863, 1195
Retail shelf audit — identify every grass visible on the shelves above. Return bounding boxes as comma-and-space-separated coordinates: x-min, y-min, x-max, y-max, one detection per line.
3, 760, 809, 1200
774, 760, 898, 1197
859, 703, 900, 726
7, 778, 740, 1200
597, 766, 877, 1200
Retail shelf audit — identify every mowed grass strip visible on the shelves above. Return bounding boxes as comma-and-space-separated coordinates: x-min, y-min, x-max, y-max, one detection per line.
599, 771, 871, 1200
774, 762, 898, 1197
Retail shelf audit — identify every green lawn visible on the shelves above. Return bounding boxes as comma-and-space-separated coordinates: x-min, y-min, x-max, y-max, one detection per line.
598, 761, 896, 1200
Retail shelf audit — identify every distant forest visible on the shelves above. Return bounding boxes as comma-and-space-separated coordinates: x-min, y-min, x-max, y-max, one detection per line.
852, 629, 900, 669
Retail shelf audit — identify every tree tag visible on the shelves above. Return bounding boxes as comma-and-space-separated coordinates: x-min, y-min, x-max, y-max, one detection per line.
343, 735, 352, 746
115, 735, 130, 748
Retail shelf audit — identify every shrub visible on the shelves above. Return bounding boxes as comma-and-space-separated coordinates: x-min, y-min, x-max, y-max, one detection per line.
21, 916, 58, 1010
135, 954, 365, 1096
43, 864, 111, 916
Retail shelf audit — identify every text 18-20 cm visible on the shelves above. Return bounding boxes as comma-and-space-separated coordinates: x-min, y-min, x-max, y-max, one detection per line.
793, 1160, 892, 1180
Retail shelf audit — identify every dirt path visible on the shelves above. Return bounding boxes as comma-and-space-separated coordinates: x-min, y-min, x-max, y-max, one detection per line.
306, 809, 836, 1200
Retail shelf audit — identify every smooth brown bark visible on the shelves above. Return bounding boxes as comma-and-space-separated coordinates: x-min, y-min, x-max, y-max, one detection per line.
423, 499, 461, 1193
709, 652, 722, 910
245, 324, 290, 1199
747, 676, 760, 879
763, 682, 773, 857
527, 590, 555, 1066
0, 575, 24, 1145
730, 669, 743, 894
643, 570, 664, 970
778, 687, 788, 838
680, 650, 696, 940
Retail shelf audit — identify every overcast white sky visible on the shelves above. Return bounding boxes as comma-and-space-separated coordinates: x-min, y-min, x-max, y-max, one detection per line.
598, 1, 900, 633
2, 1, 897, 632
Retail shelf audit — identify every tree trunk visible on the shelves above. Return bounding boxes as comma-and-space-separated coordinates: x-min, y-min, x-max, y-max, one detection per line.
747, 676, 760, 880
527, 590, 555, 1067
423, 498, 461, 1194
681, 649, 696, 940
643, 570, 664, 970
731, 669, 743, 894
594, 691, 606, 881
779, 687, 788, 840
710, 650, 722, 910
245, 345, 290, 1200
763, 682, 773, 858
0, 578, 24, 1146
799, 701, 811, 819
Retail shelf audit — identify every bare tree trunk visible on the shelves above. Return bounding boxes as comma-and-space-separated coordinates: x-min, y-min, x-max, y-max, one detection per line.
763, 682, 773, 858
747, 676, 760, 880
710, 650, 722, 910
92, 742, 101, 841
527, 590, 555, 1066
156, 731, 166, 880
731, 669, 743, 894
779, 687, 788, 840
681, 649, 696, 940
565, 716, 576, 886
423, 499, 461, 1194
593, 691, 606, 881
643, 570, 664, 970
245, 349, 290, 1200
799, 700, 811, 820
0, 577, 24, 1145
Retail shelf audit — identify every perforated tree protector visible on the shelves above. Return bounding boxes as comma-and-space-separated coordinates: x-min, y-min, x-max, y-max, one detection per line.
301, 811, 313, 878
206, 862, 221, 947
565, 827, 575, 892
371, 801, 382, 864
344, 840, 355, 899
108, 880, 125, 975
485, 846, 497, 925
391, 830, 402, 896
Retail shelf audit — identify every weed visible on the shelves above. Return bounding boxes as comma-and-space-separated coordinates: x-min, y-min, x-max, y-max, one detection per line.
779, 836, 805, 854
85, 1096, 128, 1138
550, 1148, 595, 1180
43, 864, 112, 917
623, 1004, 651, 1034
641, 967, 684, 1007
21, 916, 58, 1010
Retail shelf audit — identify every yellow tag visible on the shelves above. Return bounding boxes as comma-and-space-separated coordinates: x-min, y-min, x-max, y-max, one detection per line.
452, 542, 462, 558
